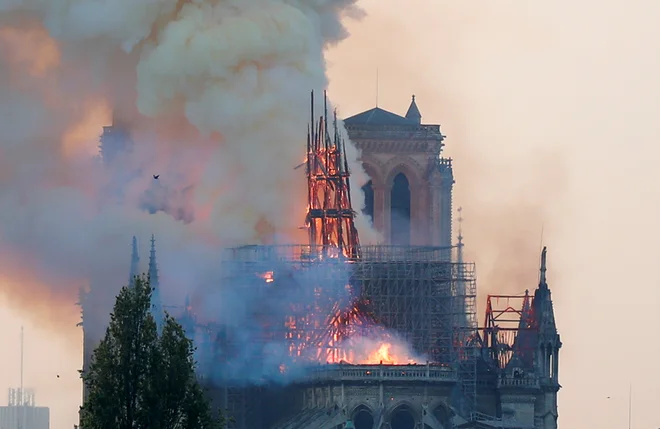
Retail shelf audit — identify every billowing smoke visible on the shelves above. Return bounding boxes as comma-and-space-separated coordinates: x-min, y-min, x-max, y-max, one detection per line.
0, 1, 379, 338
184, 259, 422, 385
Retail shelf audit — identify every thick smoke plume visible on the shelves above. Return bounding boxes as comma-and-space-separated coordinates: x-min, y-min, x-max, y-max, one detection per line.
185, 260, 421, 385
0, 1, 379, 336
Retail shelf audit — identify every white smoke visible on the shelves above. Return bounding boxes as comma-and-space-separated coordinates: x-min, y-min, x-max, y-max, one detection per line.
0, 0, 378, 324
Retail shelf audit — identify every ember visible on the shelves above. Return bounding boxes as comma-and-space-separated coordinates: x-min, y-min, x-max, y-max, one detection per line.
258, 271, 275, 283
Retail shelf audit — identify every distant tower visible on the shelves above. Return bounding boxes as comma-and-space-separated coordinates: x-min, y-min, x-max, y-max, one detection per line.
344, 94, 454, 248
455, 207, 470, 328
99, 113, 133, 165
128, 236, 140, 287
149, 235, 164, 332
2, 329, 50, 429
456, 207, 464, 263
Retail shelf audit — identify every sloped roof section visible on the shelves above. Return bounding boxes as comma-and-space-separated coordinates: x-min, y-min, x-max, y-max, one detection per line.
405, 95, 422, 123
344, 107, 418, 126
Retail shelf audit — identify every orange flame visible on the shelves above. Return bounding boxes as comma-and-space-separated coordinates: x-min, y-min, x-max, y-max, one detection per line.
303, 299, 420, 365
327, 341, 419, 365
257, 271, 275, 283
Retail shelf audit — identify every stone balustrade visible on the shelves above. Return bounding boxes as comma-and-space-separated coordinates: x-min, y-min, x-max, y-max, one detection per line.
300, 364, 458, 383
497, 376, 540, 388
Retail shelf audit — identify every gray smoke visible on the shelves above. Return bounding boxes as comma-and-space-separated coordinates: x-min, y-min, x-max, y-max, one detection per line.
181, 258, 423, 385
0, 0, 381, 337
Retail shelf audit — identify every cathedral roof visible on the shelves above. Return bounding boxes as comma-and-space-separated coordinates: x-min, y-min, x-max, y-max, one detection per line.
344, 107, 418, 126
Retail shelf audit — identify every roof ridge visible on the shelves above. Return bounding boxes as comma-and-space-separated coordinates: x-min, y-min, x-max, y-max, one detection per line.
344, 106, 417, 126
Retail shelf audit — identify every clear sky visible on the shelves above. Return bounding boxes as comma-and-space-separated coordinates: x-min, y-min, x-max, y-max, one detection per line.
2, 1, 660, 429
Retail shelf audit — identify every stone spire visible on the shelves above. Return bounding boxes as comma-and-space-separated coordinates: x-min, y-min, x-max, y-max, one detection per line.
455, 207, 469, 329
148, 235, 159, 288
128, 236, 139, 287
533, 246, 558, 335
539, 246, 548, 290
457, 207, 464, 264
148, 234, 164, 332
405, 94, 422, 124
532, 246, 561, 415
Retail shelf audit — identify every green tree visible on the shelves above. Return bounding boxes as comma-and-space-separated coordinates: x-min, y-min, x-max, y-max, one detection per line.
80, 275, 223, 429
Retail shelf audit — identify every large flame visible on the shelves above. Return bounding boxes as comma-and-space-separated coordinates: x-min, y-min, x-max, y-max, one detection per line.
256, 269, 422, 366
320, 301, 421, 365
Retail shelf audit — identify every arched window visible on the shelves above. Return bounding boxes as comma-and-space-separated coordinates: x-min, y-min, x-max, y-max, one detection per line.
390, 173, 411, 245
390, 406, 415, 429
362, 180, 374, 224
353, 406, 374, 429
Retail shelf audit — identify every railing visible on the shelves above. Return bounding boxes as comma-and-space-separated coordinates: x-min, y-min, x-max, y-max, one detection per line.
300, 364, 457, 383
222, 244, 456, 263
497, 376, 540, 388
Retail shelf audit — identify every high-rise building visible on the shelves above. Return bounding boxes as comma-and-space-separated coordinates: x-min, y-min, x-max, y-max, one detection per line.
0, 389, 49, 429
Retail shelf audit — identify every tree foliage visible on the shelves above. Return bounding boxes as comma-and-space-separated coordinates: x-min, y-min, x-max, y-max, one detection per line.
80, 275, 224, 429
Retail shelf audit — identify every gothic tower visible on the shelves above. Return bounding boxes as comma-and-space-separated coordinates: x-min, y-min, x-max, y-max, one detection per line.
99, 113, 133, 166
148, 234, 164, 333
80, 236, 166, 404
491, 247, 561, 429
129, 236, 139, 286
344, 95, 454, 247
532, 247, 561, 429
80, 236, 142, 404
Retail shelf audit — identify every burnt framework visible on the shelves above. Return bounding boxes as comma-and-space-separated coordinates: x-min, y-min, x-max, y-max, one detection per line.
483, 292, 536, 370
187, 91, 480, 428
306, 91, 361, 260
196, 244, 477, 429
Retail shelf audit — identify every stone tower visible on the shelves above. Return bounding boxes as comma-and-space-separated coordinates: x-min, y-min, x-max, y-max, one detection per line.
532, 247, 561, 428
99, 113, 133, 166
344, 95, 454, 247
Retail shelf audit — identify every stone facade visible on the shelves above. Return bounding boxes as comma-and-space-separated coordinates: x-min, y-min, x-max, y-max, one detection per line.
344, 96, 454, 247
272, 249, 562, 429
83, 98, 561, 429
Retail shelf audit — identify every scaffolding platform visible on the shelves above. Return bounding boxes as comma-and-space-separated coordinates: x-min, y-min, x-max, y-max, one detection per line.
191, 244, 477, 429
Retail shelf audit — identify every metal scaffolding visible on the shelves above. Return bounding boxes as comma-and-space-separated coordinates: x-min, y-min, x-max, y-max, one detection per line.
191, 244, 477, 429
186, 92, 478, 428
452, 259, 479, 419
482, 291, 537, 370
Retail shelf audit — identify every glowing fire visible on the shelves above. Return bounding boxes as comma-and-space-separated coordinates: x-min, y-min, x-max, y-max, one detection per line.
368, 343, 410, 364
257, 271, 274, 283
329, 339, 420, 365
253, 250, 420, 366
305, 108, 361, 260
312, 298, 421, 365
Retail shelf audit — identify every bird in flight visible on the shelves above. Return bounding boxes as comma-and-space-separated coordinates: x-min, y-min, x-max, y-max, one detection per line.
153, 175, 160, 179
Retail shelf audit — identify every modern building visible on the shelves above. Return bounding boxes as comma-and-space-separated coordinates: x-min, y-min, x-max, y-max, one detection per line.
0, 389, 49, 429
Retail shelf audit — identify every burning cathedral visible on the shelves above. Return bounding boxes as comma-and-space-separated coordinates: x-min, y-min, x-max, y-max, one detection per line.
80, 94, 561, 429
